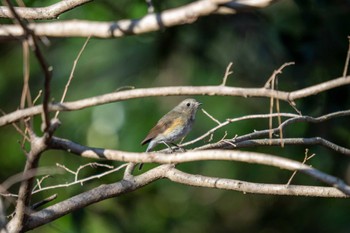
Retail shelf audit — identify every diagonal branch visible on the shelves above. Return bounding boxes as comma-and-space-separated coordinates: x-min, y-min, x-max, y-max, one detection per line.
166, 167, 348, 198
228, 137, 350, 156
199, 109, 350, 154
23, 164, 171, 231
20, 162, 349, 231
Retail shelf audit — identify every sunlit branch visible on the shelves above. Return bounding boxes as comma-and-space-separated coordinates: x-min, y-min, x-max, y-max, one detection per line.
0, 0, 277, 38
0, 0, 92, 20
47, 136, 350, 195
166, 167, 348, 198
1, 75, 349, 127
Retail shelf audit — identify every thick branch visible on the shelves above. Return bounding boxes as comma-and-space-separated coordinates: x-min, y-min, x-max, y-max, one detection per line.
6, 136, 47, 233
19, 162, 350, 231
22, 165, 170, 231
47, 137, 350, 195
0, 0, 92, 20
0, 75, 349, 127
0, 0, 277, 38
166, 168, 348, 198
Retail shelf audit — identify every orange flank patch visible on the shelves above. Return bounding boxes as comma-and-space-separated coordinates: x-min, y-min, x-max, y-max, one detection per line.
163, 117, 184, 135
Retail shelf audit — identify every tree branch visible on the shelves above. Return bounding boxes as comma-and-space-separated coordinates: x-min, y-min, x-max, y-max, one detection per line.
47, 136, 350, 195
165, 167, 348, 198
0, 0, 92, 20
0, 0, 277, 39
21, 162, 349, 231
196, 109, 350, 155
227, 137, 350, 156
0, 75, 349, 127
23, 165, 171, 231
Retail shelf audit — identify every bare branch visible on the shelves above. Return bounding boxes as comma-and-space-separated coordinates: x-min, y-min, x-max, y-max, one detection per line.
264, 62, 294, 146
20, 161, 348, 231
1, 75, 349, 127
47, 137, 350, 195
166, 167, 347, 198
54, 36, 91, 119
264, 62, 295, 88
0, 0, 278, 38
20, 39, 32, 109
286, 149, 315, 186
0, 0, 92, 20
343, 36, 350, 77
16, 162, 349, 232
182, 112, 299, 147
31, 194, 57, 210
199, 109, 350, 155
224, 137, 350, 156
23, 165, 171, 231
31, 163, 128, 194
4, 0, 53, 133
201, 108, 221, 125
220, 61, 233, 86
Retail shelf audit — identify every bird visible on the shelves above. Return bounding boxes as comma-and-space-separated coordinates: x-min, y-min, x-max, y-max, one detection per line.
139, 98, 202, 169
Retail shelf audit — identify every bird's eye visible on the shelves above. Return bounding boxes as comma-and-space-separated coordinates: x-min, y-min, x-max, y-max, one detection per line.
186, 103, 191, 107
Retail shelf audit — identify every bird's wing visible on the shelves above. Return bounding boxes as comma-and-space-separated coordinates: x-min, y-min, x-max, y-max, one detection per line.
141, 111, 181, 145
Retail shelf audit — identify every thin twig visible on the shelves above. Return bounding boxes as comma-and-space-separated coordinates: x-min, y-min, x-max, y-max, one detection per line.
198, 109, 350, 155
55, 36, 91, 119
31, 194, 57, 210
32, 175, 51, 192
275, 77, 284, 147
265, 63, 295, 144
4, 0, 52, 132
32, 163, 128, 194
0, 109, 29, 141
75, 162, 113, 182
264, 62, 295, 88
181, 112, 299, 147
221, 62, 233, 86
201, 108, 221, 125
32, 90, 42, 105
20, 39, 32, 109
343, 36, 350, 77
286, 149, 315, 186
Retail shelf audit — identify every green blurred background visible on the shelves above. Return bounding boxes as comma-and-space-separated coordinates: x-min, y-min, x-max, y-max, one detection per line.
1, 0, 350, 232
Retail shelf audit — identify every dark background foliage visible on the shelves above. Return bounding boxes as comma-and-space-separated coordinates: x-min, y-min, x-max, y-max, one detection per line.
0, 0, 349, 232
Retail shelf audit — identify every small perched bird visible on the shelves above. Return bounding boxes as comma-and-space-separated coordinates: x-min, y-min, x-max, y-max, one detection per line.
140, 98, 202, 169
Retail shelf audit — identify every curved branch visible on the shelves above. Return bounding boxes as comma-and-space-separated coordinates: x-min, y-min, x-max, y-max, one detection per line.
0, 0, 275, 38
20, 160, 348, 232
166, 168, 348, 198
21, 164, 171, 231
196, 109, 350, 155
230, 138, 350, 156
47, 137, 350, 195
182, 112, 300, 147
0, 75, 349, 127
0, 0, 92, 20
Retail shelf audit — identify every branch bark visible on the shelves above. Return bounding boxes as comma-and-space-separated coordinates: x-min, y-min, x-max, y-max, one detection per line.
46, 136, 350, 195
19, 163, 349, 231
0, 75, 349, 127
0, 0, 277, 38
22, 165, 171, 231
0, 0, 92, 20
